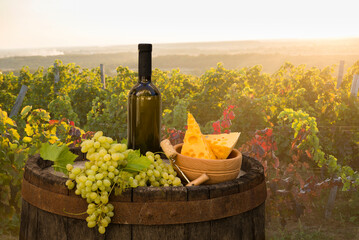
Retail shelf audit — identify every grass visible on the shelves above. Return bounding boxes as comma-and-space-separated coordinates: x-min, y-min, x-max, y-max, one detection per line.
266, 218, 359, 240
0, 234, 17, 240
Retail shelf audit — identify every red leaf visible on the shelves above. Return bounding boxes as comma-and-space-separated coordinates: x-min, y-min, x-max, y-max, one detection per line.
220, 119, 231, 129
265, 128, 273, 137
49, 120, 59, 125
228, 111, 235, 120
305, 150, 312, 159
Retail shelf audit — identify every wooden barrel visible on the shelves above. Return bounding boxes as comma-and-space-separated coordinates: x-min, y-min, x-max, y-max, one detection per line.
20, 150, 267, 240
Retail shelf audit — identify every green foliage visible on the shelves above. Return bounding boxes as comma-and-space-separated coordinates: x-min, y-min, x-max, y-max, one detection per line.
0, 90, 16, 113
48, 94, 79, 125
68, 82, 105, 127
190, 63, 243, 124
226, 85, 268, 143
277, 108, 359, 190
39, 142, 78, 174
106, 66, 137, 95
163, 95, 190, 130
122, 150, 152, 172
0, 106, 85, 234
86, 93, 127, 140
0, 109, 26, 234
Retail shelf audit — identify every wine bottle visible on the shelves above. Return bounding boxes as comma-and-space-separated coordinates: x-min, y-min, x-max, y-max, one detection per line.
127, 43, 161, 155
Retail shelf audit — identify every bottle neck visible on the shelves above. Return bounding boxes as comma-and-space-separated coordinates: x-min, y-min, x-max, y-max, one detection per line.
138, 49, 152, 83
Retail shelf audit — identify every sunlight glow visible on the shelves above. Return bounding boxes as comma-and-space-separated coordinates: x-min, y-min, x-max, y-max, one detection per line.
0, 0, 358, 49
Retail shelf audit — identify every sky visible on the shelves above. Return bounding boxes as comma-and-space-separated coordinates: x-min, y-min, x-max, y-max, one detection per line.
0, 0, 359, 49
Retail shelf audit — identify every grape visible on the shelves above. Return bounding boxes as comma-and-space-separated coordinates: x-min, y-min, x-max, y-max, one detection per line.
87, 221, 96, 228
98, 226, 106, 234
93, 131, 103, 139
93, 141, 101, 149
85, 180, 92, 187
147, 155, 154, 163
90, 192, 97, 200
72, 167, 81, 175
103, 179, 111, 187
96, 180, 103, 187
95, 173, 104, 180
151, 181, 160, 187
149, 175, 156, 182
162, 172, 169, 180
102, 142, 111, 149
104, 154, 111, 162
168, 174, 175, 181
153, 170, 160, 178
87, 147, 95, 154
100, 195, 109, 204
66, 164, 73, 172
87, 208, 95, 215
98, 148, 107, 157
101, 218, 109, 227
108, 172, 115, 179
140, 172, 146, 179
139, 180, 146, 186
173, 177, 182, 186
81, 146, 88, 153
98, 136, 107, 143
88, 175, 95, 182
79, 175, 87, 183
108, 203, 114, 212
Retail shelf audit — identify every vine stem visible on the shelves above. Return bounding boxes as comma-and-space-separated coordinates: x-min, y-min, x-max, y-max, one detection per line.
63, 209, 87, 216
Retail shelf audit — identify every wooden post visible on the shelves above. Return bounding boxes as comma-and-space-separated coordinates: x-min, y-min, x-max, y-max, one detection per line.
53, 63, 60, 95
54, 63, 60, 83
9, 85, 28, 118
100, 64, 106, 89
336, 60, 344, 89
325, 185, 338, 219
350, 74, 359, 97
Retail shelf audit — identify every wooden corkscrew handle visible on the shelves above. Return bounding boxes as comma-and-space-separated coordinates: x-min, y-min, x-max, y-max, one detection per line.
186, 173, 209, 186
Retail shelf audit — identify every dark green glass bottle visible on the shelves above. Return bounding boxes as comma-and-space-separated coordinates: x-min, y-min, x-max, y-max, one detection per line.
127, 43, 161, 154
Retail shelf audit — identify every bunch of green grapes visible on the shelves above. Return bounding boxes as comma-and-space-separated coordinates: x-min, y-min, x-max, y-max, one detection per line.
66, 131, 127, 234
130, 152, 182, 187
65, 131, 183, 234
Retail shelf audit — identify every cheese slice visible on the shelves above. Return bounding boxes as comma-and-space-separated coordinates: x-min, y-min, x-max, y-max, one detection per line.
204, 132, 241, 159
181, 113, 217, 159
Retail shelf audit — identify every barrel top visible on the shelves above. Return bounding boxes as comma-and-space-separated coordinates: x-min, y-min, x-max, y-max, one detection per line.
22, 148, 266, 225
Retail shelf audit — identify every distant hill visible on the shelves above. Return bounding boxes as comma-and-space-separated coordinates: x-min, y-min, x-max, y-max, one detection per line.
1, 38, 359, 75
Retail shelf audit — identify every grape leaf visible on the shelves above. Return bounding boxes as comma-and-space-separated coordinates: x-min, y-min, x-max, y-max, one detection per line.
39, 142, 78, 174
123, 150, 151, 173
